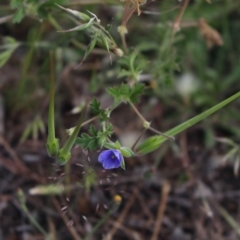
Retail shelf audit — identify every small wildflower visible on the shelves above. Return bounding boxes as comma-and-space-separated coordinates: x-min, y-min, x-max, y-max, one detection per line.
98, 150, 123, 169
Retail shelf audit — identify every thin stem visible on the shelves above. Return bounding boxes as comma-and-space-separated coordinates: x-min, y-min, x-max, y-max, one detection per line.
131, 129, 146, 150
172, 0, 190, 33
48, 50, 56, 142
17, 190, 49, 238
81, 116, 98, 127
57, 103, 88, 164
151, 182, 171, 240
129, 102, 174, 140
149, 127, 175, 141
129, 102, 146, 123
121, 0, 130, 26
123, 6, 137, 26
120, 31, 128, 54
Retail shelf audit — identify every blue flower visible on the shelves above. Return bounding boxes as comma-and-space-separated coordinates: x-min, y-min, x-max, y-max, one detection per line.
98, 150, 123, 169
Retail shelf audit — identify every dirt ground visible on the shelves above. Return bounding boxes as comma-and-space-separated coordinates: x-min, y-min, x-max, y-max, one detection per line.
1, 1, 240, 240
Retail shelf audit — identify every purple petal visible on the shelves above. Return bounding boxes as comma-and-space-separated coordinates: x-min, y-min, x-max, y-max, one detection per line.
98, 150, 113, 163
98, 150, 123, 170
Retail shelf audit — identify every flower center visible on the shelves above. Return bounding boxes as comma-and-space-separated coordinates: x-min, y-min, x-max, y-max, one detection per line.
111, 154, 116, 159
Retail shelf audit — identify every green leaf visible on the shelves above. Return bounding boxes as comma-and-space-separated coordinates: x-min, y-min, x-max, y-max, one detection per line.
104, 142, 117, 150
90, 98, 109, 121
79, 37, 97, 65
56, 4, 90, 21
76, 123, 113, 151
129, 83, 145, 103
0, 49, 16, 67
89, 124, 98, 136
90, 98, 101, 115
100, 34, 110, 54
76, 125, 99, 151
58, 18, 94, 33
107, 83, 144, 104
1, 39, 20, 59
12, 6, 25, 23
120, 158, 126, 170
137, 91, 240, 155
57, 104, 87, 165
10, 0, 22, 8
120, 147, 135, 157
107, 84, 131, 103
84, 168, 97, 192
105, 123, 113, 136
76, 133, 99, 151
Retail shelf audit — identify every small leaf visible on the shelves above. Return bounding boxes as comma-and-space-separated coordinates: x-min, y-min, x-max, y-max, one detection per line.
137, 90, 240, 155
10, 0, 21, 8
56, 4, 90, 21
107, 84, 130, 103
120, 147, 135, 157
104, 142, 117, 150
58, 18, 94, 33
100, 34, 112, 63
115, 141, 121, 149
129, 83, 145, 103
0, 49, 16, 68
78, 37, 97, 65
90, 98, 109, 121
120, 158, 126, 170
12, 7, 25, 23
90, 98, 101, 115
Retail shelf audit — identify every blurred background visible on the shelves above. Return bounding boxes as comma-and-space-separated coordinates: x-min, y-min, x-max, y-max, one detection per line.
1, 0, 240, 239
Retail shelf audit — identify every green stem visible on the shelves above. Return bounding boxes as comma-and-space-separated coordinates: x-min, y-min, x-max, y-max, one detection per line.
149, 127, 175, 141
48, 51, 56, 143
129, 102, 173, 140
129, 101, 146, 123
17, 189, 50, 239
46, 51, 59, 156
137, 91, 240, 154
57, 104, 88, 164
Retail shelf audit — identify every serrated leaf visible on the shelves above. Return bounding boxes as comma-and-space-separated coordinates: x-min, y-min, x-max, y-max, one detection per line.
90, 98, 109, 121
105, 123, 113, 136
129, 83, 145, 103
90, 98, 101, 114
88, 139, 98, 151
107, 84, 131, 103
89, 125, 98, 136
75, 131, 99, 151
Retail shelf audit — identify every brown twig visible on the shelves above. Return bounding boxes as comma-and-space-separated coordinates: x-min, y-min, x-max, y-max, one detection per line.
52, 197, 82, 240
151, 181, 171, 240
105, 185, 140, 240
0, 137, 41, 182
172, 0, 190, 33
